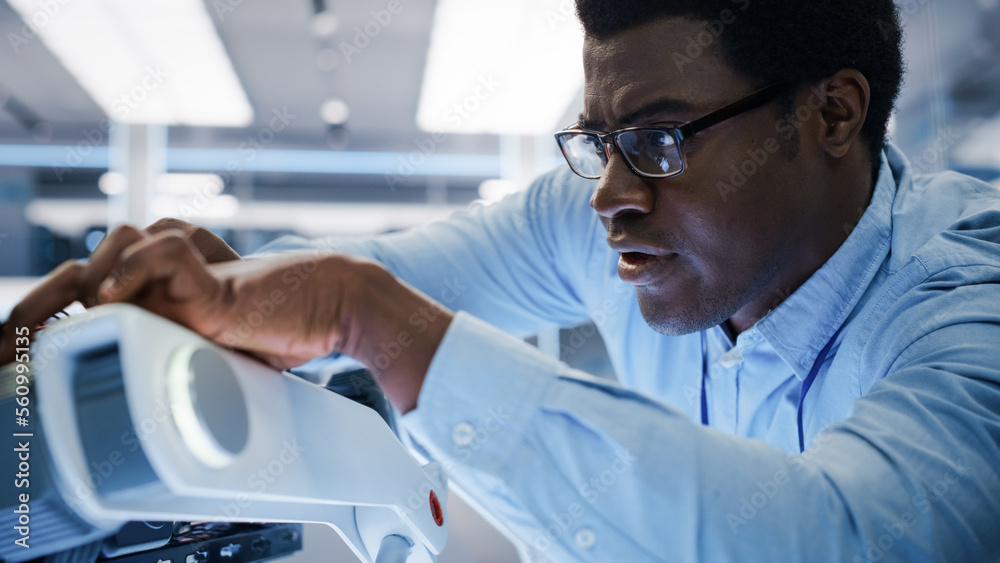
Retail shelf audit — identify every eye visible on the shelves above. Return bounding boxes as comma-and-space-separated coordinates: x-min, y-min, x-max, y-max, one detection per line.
651, 131, 675, 147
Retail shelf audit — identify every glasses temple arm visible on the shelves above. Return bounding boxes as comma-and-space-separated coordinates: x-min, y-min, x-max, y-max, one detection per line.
679, 81, 794, 139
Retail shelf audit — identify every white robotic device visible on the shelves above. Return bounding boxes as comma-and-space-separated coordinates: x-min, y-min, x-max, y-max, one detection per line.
30, 303, 448, 562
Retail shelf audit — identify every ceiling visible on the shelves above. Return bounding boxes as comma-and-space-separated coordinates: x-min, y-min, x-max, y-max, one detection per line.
0, 0, 495, 152
0, 0, 998, 186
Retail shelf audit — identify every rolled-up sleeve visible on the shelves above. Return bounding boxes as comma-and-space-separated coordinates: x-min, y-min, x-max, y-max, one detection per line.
401, 308, 1000, 561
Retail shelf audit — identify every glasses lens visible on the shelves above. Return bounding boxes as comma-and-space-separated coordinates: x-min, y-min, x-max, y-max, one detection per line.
616, 130, 683, 177
557, 132, 605, 178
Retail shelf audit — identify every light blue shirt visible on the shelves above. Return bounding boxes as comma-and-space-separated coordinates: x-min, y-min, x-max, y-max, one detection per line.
257, 144, 1000, 561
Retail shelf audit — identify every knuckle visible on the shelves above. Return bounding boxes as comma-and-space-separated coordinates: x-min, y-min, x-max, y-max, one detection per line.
58, 259, 86, 280
110, 223, 142, 240
148, 217, 192, 234
155, 233, 194, 257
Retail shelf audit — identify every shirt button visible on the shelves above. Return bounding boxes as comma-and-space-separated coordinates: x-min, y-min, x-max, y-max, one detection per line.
452, 422, 475, 447
574, 528, 596, 550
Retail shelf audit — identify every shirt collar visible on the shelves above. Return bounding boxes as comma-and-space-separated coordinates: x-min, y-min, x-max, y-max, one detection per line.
753, 144, 907, 379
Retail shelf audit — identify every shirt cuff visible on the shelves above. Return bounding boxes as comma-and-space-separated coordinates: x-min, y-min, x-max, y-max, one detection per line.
400, 311, 565, 475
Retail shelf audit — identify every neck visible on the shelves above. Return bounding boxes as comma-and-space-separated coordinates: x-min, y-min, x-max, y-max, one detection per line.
726, 159, 876, 335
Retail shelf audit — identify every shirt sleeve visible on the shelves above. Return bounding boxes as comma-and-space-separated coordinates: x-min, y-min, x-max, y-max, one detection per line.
400, 301, 1000, 561
251, 166, 604, 338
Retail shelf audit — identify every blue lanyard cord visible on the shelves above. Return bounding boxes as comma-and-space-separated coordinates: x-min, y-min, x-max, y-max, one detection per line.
700, 331, 709, 426
700, 325, 845, 453
796, 325, 845, 452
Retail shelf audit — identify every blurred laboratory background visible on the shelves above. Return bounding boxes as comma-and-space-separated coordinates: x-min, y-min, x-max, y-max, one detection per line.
0, 0, 998, 561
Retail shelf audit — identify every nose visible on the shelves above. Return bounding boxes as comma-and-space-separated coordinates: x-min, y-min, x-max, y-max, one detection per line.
589, 147, 655, 219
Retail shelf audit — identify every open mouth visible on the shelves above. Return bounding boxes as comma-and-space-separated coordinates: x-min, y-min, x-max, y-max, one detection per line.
620, 251, 655, 265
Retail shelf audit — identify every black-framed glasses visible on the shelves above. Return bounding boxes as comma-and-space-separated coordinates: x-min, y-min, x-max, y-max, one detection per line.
554, 82, 791, 180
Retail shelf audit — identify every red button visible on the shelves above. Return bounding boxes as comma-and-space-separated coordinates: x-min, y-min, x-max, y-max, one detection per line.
429, 490, 444, 526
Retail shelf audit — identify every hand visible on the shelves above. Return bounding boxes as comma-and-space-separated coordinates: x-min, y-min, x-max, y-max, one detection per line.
146, 217, 242, 264
1, 219, 237, 365
1, 223, 451, 413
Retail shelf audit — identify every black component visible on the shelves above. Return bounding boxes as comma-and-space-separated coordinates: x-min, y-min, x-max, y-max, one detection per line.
97, 523, 304, 563
100, 521, 173, 558
249, 537, 271, 553
324, 368, 397, 435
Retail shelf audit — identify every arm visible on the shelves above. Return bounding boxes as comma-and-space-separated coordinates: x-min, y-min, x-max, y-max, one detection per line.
395, 288, 1000, 561
251, 167, 603, 338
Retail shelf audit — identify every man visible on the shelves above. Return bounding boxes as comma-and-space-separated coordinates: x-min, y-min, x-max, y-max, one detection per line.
3, 1, 999, 560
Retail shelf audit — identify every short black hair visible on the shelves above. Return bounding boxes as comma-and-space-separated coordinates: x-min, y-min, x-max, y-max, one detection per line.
576, 0, 905, 171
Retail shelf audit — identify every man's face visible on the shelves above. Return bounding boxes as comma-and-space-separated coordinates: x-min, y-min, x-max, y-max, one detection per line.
582, 17, 824, 335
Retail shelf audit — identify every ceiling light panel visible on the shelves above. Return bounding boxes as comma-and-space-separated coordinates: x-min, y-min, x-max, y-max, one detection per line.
417, 0, 584, 135
6, 0, 254, 127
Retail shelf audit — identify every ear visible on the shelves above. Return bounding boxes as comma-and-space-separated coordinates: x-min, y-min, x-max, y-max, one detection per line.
808, 69, 870, 159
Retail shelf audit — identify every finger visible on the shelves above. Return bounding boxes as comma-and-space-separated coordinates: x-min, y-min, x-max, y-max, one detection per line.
97, 232, 218, 305
0, 260, 85, 365
78, 224, 148, 307
146, 217, 194, 236
240, 349, 315, 372
146, 218, 241, 264
189, 228, 241, 264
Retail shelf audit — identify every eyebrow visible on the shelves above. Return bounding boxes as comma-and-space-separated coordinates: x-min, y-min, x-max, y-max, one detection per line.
578, 98, 694, 131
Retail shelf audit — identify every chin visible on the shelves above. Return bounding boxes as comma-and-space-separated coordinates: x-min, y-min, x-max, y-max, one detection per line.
636, 292, 733, 336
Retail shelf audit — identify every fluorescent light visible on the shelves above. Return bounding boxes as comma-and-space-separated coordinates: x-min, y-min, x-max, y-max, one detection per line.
27, 199, 467, 238
151, 194, 240, 220
6, 0, 254, 127
417, 0, 585, 135
156, 173, 224, 196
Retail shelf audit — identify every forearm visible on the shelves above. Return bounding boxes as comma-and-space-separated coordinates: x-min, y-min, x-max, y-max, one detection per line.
335, 261, 453, 413
399, 313, 999, 561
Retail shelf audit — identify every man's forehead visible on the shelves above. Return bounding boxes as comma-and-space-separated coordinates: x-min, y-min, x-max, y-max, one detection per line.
580, 74, 717, 131
578, 96, 694, 131
580, 19, 749, 129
